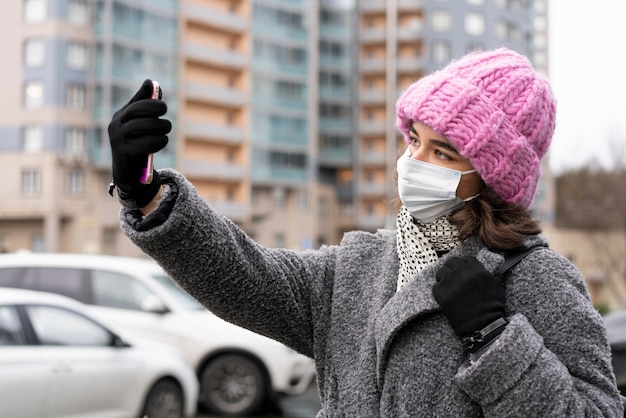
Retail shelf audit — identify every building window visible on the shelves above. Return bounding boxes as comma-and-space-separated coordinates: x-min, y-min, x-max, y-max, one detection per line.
67, 42, 88, 69
24, 81, 43, 109
22, 169, 40, 196
274, 233, 285, 248
23, 126, 43, 152
101, 227, 117, 255
65, 127, 85, 155
465, 12, 485, 36
24, 39, 44, 67
534, 32, 547, 49
534, 15, 547, 31
297, 190, 308, 210
31, 235, 45, 253
68, 0, 88, 26
66, 168, 85, 195
495, 20, 507, 39
318, 196, 328, 217
24, 0, 46, 23
467, 42, 484, 53
431, 10, 451, 32
534, 0, 547, 13
509, 25, 522, 43
67, 84, 86, 110
273, 187, 286, 208
432, 40, 451, 65
534, 51, 547, 69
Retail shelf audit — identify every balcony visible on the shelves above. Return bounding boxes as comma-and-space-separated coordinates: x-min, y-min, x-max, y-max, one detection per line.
398, 0, 425, 11
183, 121, 246, 145
397, 26, 424, 42
182, 160, 245, 181
251, 166, 307, 185
183, 3, 246, 34
359, 57, 386, 74
207, 200, 246, 222
359, 119, 387, 135
319, 118, 351, 136
360, 151, 386, 166
360, 28, 386, 44
185, 82, 246, 108
357, 214, 387, 231
319, 85, 352, 103
184, 43, 248, 70
397, 56, 424, 72
319, 147, 353, 166
359, 0, 385, 13
359, 89, 386, 104
359, 182, 386, 197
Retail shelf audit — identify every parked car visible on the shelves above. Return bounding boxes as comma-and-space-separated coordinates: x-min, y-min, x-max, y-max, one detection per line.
0, 286, 198, 418
0, 251, 316, 416
604, 309, 626, 394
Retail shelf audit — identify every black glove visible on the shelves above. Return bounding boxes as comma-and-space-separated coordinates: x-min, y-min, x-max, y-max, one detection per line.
108, 79, 171, 208
433, 256, 507, 352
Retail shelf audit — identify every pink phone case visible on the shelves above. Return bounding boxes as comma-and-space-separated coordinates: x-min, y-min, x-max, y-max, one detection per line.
140, 80, 160, 184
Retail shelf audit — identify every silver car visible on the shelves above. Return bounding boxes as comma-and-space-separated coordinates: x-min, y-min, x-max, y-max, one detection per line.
0, 286, 199, 418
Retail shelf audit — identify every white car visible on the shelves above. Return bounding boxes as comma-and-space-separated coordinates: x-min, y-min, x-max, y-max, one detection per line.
0, 252, 316, 416
0, 287, 198, 418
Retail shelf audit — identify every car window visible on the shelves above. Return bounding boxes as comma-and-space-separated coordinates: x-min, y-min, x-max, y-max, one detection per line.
91, 270, 154, 311
0, 268, 25, 288
0, 306, 27, 346
28, 267, 92, 304
26, 305, 111, 346
152, 274, 204, 310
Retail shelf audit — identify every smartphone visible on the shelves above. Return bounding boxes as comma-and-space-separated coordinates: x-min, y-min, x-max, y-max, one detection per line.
140, 80, 160, 184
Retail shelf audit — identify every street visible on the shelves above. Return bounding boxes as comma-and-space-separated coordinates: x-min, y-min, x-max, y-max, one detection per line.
196, 382, 321, 418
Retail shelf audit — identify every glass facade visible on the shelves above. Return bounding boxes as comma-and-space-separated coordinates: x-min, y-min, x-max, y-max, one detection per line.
250, 1, 309, 184
91, 0, 178, 169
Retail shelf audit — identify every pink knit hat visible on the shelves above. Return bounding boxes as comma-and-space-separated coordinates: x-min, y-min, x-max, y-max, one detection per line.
396, 48, 556, 208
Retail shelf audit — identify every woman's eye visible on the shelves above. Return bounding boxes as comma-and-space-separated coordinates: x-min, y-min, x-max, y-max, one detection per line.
435, 149, 451, 161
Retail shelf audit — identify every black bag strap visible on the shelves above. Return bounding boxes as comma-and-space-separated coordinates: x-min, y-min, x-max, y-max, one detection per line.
494, 244, 547, 277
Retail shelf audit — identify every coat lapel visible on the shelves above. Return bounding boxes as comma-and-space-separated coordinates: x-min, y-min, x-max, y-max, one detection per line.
373, 259, 442, 386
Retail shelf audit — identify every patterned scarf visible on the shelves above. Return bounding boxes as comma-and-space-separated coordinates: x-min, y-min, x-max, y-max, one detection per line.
396, 206, 460, 291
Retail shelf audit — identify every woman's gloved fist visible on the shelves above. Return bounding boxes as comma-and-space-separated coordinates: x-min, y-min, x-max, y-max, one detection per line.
433, 256, 507, 352
108, 79, 171, 208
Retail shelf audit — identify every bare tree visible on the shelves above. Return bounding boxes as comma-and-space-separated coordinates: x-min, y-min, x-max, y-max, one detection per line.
555, 136, 626, 308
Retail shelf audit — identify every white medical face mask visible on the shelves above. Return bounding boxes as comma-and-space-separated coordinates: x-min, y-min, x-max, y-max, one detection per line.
396, 149, 478, 223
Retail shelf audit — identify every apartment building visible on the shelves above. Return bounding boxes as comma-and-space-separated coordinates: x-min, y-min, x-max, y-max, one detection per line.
0, 0, 176, 255
0, 0, 551, 256
1, 0, 96, 253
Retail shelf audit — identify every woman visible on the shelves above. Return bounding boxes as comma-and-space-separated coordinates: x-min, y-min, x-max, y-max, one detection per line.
108, 48, 623, 416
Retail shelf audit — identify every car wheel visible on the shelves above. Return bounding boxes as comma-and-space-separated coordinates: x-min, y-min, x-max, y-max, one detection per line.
140, 379, 184, 418
201, 354, 266, 416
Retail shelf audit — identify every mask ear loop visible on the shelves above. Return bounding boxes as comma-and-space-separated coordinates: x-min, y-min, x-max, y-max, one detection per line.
459, 170, 479, 202
462, 193, 480, 203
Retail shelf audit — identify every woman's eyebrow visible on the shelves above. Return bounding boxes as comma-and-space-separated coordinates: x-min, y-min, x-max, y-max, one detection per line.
431, 139, 460, 155
409, 124, 460, 154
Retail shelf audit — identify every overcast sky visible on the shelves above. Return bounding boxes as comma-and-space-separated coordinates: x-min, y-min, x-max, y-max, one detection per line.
547, 0, 626, 173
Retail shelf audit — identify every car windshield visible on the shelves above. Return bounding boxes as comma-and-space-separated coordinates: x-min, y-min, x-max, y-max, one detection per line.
151, 274, 205, 311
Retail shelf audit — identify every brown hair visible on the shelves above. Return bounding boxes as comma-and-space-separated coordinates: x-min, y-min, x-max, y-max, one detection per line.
449, 182, 541, 250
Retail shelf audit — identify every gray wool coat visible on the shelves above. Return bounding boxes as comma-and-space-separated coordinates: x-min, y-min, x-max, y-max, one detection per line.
121, 169, 623, 417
